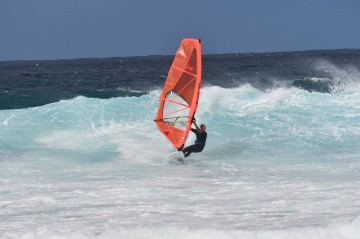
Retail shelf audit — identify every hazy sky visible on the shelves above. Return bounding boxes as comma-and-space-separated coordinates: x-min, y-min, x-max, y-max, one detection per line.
1, 0, 359, 60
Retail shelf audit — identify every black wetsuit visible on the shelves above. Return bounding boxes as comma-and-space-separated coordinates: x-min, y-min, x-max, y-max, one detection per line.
183, 128, 207, 158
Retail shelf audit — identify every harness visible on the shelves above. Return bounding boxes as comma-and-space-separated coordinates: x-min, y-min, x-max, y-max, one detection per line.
195, 141, 206, 147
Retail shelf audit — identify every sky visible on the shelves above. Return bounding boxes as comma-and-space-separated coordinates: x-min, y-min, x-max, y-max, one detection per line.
1, 0, 360, 61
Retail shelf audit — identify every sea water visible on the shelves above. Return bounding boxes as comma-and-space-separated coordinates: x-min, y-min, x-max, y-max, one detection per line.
1, 50, 360, 238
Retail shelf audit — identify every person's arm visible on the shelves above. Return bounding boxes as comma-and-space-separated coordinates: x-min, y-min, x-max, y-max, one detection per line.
192, 119, 202, 133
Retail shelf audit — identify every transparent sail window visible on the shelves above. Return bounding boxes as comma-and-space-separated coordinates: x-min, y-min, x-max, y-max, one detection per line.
162, 90, 190, 131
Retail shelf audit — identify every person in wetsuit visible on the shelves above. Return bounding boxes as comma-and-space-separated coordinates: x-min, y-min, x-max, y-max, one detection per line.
182, 119, 207, 158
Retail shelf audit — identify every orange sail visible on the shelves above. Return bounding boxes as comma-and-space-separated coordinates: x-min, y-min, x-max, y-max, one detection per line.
154, 38, 202, 150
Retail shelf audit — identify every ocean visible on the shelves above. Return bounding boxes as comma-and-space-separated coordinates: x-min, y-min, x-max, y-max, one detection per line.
1, 49, 360, 238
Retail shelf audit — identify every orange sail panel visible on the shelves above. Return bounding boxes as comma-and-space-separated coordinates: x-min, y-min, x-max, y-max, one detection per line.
154, 38, 202, 150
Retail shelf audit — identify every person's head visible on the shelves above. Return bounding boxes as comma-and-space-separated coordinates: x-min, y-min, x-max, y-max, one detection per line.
200, 124, 206, 132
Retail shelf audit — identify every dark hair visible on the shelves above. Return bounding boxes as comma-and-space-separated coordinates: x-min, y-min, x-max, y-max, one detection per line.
200, 124, 205, 128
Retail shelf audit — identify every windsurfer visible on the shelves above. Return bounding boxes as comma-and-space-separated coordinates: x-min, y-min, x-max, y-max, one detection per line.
182, 119, 207, 158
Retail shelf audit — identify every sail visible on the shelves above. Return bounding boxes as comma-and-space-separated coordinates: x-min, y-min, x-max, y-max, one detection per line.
154, 38, 202, 150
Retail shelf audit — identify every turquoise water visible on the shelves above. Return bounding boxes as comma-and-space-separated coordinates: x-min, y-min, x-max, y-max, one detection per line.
1, 84, 360, 238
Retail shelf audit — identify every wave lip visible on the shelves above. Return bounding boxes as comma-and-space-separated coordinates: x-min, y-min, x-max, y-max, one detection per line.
293, 60, 360, 93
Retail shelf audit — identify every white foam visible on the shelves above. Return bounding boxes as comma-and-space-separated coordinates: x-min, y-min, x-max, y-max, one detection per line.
314, 59, 360, 93
3, 217, 360, 239
1, 86, 360, 237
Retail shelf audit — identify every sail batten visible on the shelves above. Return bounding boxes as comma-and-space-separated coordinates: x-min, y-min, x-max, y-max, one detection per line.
172, 65, 198, 78
154, 38, 202, 150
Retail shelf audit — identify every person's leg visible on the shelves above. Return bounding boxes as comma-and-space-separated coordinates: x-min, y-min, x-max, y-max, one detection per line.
183, 145, 203, 158
183, 144, 197, 158
191, 146, 204, 153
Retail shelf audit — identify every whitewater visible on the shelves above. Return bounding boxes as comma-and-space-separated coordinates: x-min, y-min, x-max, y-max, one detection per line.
1, 79, 360, 238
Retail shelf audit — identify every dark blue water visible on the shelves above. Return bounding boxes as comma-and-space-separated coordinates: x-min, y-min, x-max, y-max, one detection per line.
1, 49, 359, 110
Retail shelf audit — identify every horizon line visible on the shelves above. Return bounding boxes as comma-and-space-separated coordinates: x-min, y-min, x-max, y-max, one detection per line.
1, 48, 359, 63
